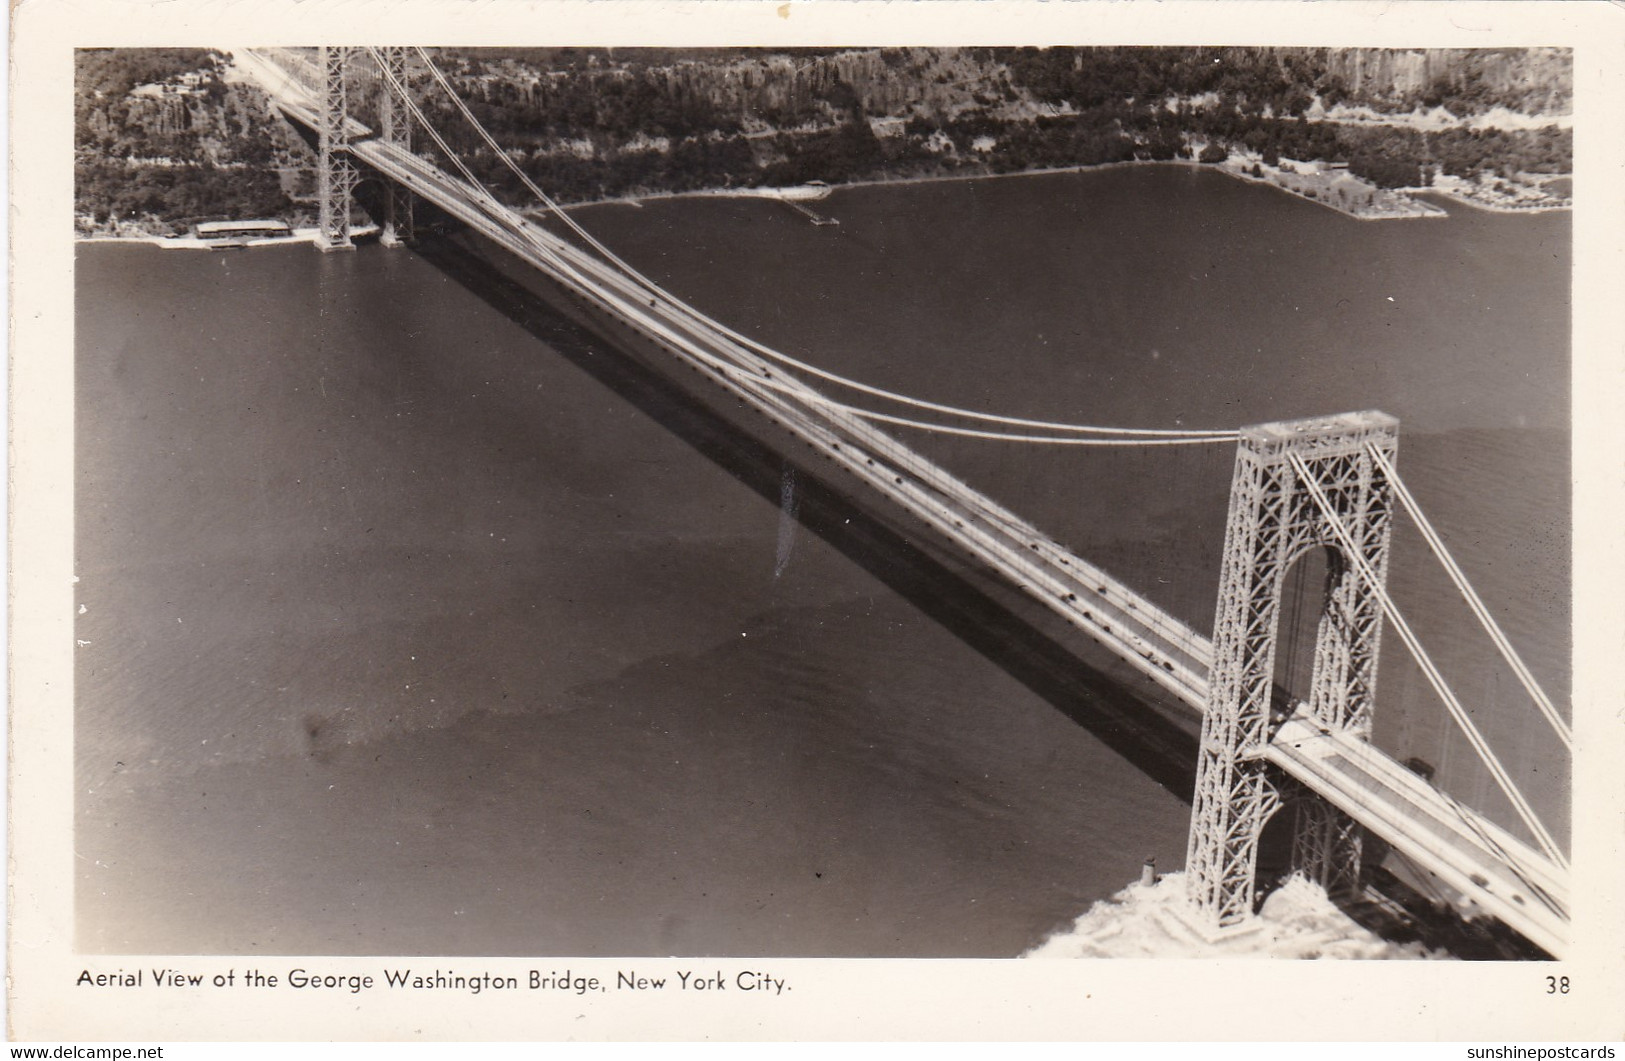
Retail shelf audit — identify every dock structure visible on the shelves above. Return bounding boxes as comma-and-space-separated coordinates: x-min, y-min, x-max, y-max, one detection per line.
784, 199, 839, 225
192, 219, 293, 241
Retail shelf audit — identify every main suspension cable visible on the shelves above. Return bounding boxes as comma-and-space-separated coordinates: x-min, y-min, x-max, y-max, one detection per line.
366, 50, 510, 221
409, 47, 1239, 443
350, 48, 1564, 889
825, 404, 1240, 445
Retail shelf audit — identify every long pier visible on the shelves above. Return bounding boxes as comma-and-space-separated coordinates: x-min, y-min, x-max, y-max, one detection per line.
247, 50, 1570, 957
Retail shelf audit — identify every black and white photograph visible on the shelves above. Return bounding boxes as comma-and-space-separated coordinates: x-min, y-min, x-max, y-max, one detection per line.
11, 0, 1625, 1045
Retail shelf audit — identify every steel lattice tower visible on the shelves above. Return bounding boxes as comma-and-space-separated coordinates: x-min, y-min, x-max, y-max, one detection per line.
1186, 411, 1399, 928
316, 46, 357, 252
376, 47, 415, 247
316, 47, 414, 250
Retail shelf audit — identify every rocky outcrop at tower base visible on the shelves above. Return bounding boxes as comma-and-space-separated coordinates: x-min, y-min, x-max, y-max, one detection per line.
1024, 873, 1447, 959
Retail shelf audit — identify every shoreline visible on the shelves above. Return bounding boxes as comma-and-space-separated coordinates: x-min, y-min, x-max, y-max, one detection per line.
547, 157, 1565, 224
1205, 157, 1444, 222
75, 222, 379, 250
1414, 186, 1574, 216
75, 159, 1572, 247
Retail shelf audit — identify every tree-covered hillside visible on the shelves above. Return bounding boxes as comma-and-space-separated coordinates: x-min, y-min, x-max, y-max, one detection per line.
418, 45, 1571, 206
74, 46, 1573, 235
75, 48, 302, 234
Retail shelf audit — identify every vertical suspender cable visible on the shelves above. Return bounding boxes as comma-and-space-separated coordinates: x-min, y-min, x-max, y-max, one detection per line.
407, 48, 1241, 441
356, 51, 1220, 699
1289, 453, 1568, 870
263, 48, 1564, 903
1368, 445, 1571, 752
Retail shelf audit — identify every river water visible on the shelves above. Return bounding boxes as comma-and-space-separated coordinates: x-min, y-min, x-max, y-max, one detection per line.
75, 165, 1569, 955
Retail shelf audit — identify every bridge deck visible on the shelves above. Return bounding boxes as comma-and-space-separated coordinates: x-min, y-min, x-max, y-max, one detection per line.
247, 51, 1569, 957
1267, 716, 1568, 957
356, 130, 1218, 706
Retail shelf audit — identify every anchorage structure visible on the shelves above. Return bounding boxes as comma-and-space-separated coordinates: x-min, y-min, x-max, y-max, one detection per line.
1186, 411, 1399, 928
316, 46, 414, 251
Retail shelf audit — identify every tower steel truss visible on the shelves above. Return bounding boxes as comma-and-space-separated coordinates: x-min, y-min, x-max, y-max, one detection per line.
1186, 410, 1399, 929
316, 46, 357, 252
376, 46, 415, 246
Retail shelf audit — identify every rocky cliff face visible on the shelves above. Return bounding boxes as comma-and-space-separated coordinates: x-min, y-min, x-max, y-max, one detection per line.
78, 56, 301, 165
1322, 47, 1572, 114
467, 47, 1014, 128
460, 45, 1570, 139
75, 51, 304, 231
657, 48, 1011, 119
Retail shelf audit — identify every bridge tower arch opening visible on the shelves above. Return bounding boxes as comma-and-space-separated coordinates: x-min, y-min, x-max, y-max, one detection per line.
1186, 410, 1399, 930
1272, 543, 1341, 707
315, 46, 415, 252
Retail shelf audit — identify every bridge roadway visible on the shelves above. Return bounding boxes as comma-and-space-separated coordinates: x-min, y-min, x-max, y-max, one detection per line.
243, 48, 1217, 704
248, 52, 1570, 956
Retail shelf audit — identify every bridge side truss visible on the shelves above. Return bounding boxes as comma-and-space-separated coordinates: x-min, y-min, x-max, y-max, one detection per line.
1186, 411, 1399, 928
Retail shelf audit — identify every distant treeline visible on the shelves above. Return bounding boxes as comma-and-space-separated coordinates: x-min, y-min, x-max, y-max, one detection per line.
946, 102, 1570, 187
74, 46, 1572, 231
76, 48, 222, 100
419, 46, 1570, 205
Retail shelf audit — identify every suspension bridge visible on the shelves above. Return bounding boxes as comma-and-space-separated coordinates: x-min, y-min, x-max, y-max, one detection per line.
238, 46, 1572, 957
